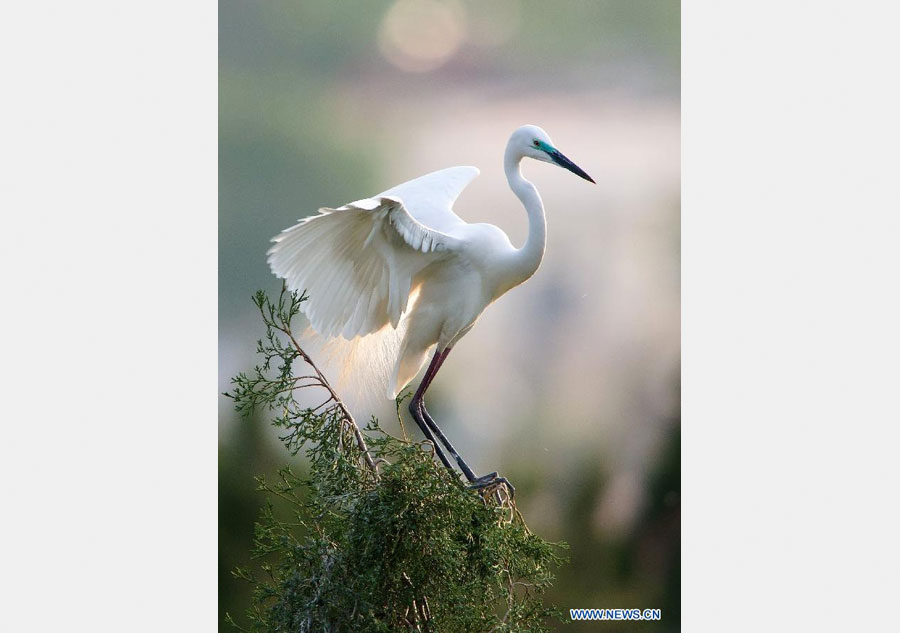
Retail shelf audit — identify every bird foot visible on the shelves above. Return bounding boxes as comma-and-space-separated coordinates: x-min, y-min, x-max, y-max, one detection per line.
467, 472, 515, 499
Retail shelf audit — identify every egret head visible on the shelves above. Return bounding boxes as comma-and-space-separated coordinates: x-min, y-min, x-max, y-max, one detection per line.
510, 124, 595, 184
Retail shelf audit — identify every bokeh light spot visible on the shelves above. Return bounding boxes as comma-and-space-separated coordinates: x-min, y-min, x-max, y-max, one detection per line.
378, 0, 467, 73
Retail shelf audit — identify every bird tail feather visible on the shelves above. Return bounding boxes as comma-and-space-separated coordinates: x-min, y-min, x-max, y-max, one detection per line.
295, 313, 410, 421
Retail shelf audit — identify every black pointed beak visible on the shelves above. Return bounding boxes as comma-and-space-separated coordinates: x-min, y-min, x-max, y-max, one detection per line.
548, 149, 595, 184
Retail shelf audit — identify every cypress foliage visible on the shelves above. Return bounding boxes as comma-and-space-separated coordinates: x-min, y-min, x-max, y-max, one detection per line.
225, 288, 566, 632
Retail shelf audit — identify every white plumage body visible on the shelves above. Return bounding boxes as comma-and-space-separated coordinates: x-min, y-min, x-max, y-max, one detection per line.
269, 166, 526, 399
267, 125, 591, 403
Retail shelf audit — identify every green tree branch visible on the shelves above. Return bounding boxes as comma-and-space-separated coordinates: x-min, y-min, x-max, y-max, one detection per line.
225, 287, 566, 632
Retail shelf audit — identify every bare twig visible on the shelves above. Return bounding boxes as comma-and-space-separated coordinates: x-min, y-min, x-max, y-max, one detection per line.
262, 285, 380, 477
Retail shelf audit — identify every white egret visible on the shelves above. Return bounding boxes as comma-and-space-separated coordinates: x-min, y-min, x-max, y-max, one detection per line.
268, 124, 594, 491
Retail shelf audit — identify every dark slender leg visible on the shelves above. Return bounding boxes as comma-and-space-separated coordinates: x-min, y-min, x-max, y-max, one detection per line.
408, 349, 454, 471
419, 406, 478, 481
408, 347, 514, 498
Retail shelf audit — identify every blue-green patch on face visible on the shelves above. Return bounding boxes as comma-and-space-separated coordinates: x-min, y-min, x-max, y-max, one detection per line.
536, 140, 595, 183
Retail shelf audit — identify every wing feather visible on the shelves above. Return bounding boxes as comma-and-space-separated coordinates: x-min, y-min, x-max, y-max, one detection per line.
267, 195, 465, 339
379, 166, 479, 233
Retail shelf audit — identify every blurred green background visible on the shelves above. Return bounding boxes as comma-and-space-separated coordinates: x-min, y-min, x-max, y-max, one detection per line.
220, 1, 680, 630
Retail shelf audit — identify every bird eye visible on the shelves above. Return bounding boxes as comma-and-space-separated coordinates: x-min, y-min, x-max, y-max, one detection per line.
533, 140, 540, 147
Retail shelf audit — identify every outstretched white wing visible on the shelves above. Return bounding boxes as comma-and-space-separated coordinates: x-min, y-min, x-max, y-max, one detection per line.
267, 167, 479, 340
379, 166, 478, 233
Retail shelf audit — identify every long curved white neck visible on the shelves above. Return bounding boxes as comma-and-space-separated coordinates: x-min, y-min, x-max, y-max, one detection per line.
504, 144, 546, 285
